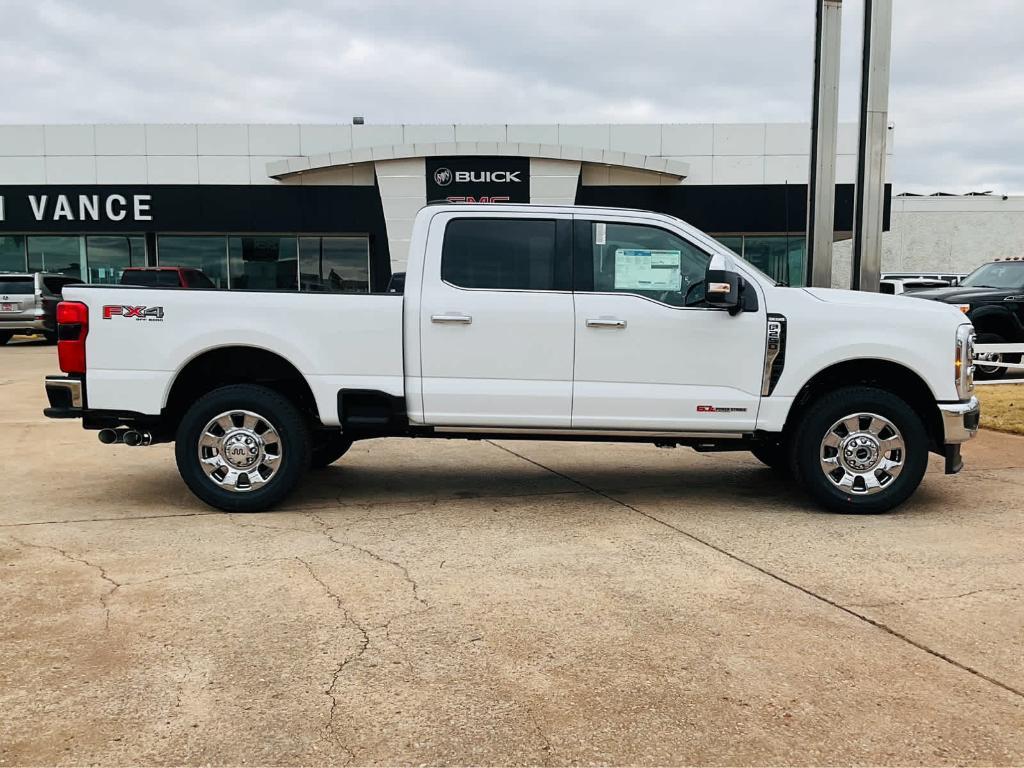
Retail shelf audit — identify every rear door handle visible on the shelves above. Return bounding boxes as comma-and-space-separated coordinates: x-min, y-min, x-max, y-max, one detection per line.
586, 317, 627, 329
431, 313, 473, 324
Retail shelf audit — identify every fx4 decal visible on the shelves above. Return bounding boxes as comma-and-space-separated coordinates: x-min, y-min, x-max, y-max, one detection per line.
103, 305, 165, 321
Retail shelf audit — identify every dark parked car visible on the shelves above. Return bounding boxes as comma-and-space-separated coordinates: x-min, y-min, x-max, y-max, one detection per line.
910, 258, 1024, 379
0, 272, 83, 345
120, 267, 217, 289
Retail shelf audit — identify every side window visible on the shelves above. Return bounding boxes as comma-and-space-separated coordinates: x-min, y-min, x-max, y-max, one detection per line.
580, 221, 710, 307
441, 218, 565, 291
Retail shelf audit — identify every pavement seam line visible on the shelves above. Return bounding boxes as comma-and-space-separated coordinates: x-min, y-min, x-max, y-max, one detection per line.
485, 441, 1024, 702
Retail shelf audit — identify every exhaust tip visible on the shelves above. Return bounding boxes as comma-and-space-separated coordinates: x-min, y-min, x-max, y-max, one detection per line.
123, 430, 153, 447
98, 428, 120, 445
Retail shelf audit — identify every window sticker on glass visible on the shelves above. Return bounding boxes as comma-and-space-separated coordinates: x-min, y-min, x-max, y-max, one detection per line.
614, 249, 682, 291
594, 223, 606, 246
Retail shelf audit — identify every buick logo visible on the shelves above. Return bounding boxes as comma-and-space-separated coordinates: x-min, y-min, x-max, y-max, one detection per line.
434, 167, 452, 186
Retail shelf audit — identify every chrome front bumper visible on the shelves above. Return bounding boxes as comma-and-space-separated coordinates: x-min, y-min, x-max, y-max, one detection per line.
939, 396, 980, 444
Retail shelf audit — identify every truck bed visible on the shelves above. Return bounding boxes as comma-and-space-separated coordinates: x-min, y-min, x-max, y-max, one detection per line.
65, 286, 405, 425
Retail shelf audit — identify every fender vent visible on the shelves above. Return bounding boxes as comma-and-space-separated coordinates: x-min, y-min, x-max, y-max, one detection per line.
762, 314, 787, 396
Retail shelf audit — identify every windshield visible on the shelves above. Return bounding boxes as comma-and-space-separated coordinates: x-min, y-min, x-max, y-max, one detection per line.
961, 262, 1024, 289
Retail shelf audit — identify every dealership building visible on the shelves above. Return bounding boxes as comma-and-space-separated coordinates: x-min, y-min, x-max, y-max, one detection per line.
0, 121, 1017, 292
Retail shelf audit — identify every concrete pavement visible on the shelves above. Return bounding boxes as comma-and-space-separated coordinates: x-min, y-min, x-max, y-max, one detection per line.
1, 342, 1022, 765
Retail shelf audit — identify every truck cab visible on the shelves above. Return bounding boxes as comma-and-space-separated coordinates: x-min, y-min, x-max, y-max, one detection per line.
44, 204, 980, 515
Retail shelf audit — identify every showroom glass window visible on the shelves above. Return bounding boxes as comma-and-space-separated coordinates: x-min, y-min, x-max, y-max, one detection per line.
27, 236, 82, 278
229, 236, 298, 291
299, 236, 370, 293
157, 236, 229, 288
0, 235, 26, 272
713, 234, 806, 287
86, 235, 145, 284
586, 222, 709, 307
441, 218, 561, 290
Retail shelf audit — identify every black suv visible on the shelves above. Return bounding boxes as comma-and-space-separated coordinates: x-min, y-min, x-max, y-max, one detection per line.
911, 258, 1024, 379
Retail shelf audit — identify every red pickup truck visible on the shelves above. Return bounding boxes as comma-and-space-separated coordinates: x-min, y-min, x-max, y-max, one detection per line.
119, 267, 217, 289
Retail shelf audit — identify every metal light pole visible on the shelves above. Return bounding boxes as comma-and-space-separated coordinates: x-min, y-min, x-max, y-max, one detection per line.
851, 0, 893, 291
806, 0, 843, 288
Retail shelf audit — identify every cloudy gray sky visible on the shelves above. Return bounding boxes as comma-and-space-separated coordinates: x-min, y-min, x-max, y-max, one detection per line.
1, 0, 1022, 193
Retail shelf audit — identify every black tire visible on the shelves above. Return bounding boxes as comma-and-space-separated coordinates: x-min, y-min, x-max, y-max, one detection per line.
750, 439, 789, 473
974, 332, 1008, 380
0, 331, 12, 346
789, 386, 929, 514
174, 384, 311, 512
311, 432, 353, 469
43, 331, 58, 344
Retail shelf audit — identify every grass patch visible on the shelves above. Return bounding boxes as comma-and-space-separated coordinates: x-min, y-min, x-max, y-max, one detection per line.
976, 384, 1024, 435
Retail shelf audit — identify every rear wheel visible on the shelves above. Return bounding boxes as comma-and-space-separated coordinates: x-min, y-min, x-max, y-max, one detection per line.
974, 332, 1009, 380
0, 331, 12, 346
311, 432, 353, 468
175, 384, 311, 512
790, 386, 929, 514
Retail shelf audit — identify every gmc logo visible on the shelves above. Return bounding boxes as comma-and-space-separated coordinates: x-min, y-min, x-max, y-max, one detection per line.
445, 196, 511, 204
103, 305, 164, 321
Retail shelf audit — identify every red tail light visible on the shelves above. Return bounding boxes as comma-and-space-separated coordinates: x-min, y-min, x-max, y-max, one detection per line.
57, 301, 89, 374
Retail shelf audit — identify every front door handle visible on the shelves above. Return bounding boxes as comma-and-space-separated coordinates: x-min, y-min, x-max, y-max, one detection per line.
432, 313, 473, 324
586, 317, 627, 329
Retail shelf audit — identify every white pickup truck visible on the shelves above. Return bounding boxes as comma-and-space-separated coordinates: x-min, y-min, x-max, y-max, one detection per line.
44, 204, 980, 514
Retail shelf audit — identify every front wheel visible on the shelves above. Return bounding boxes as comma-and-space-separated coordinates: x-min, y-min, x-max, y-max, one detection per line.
790, 386, 929, 514
175, 384, 311, 512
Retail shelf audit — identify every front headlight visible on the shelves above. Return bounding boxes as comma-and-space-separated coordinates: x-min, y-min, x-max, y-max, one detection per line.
955, 324, 975, 398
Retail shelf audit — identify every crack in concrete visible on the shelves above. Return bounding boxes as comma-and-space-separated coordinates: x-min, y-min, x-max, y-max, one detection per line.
523, 701, 555, 761
848, 585, 1023, 609
307, 512, 429, 608
294, 556, 369, 765
10, 536, 121, 630
485, 440, 1024, 702
128, 552, 335, 586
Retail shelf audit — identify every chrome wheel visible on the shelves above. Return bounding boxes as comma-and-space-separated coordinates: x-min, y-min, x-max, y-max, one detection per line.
197, 410, 282, 493
819, 412, 905, 495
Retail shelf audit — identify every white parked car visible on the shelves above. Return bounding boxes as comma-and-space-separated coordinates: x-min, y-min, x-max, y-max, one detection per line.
879, 277, 951, 295
44, 204, 979, 514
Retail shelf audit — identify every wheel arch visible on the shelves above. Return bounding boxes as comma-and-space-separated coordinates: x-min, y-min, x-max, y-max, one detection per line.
784, 358, 944, 452
163, 344, 321, 429
970, 307, 1021, 340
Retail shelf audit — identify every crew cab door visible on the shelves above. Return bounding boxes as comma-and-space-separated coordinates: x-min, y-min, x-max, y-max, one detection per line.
570, 215, 765, 432
418, 212, 575, 427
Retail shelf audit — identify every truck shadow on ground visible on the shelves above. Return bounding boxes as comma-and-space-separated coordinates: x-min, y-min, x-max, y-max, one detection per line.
58, 449, 950, 522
